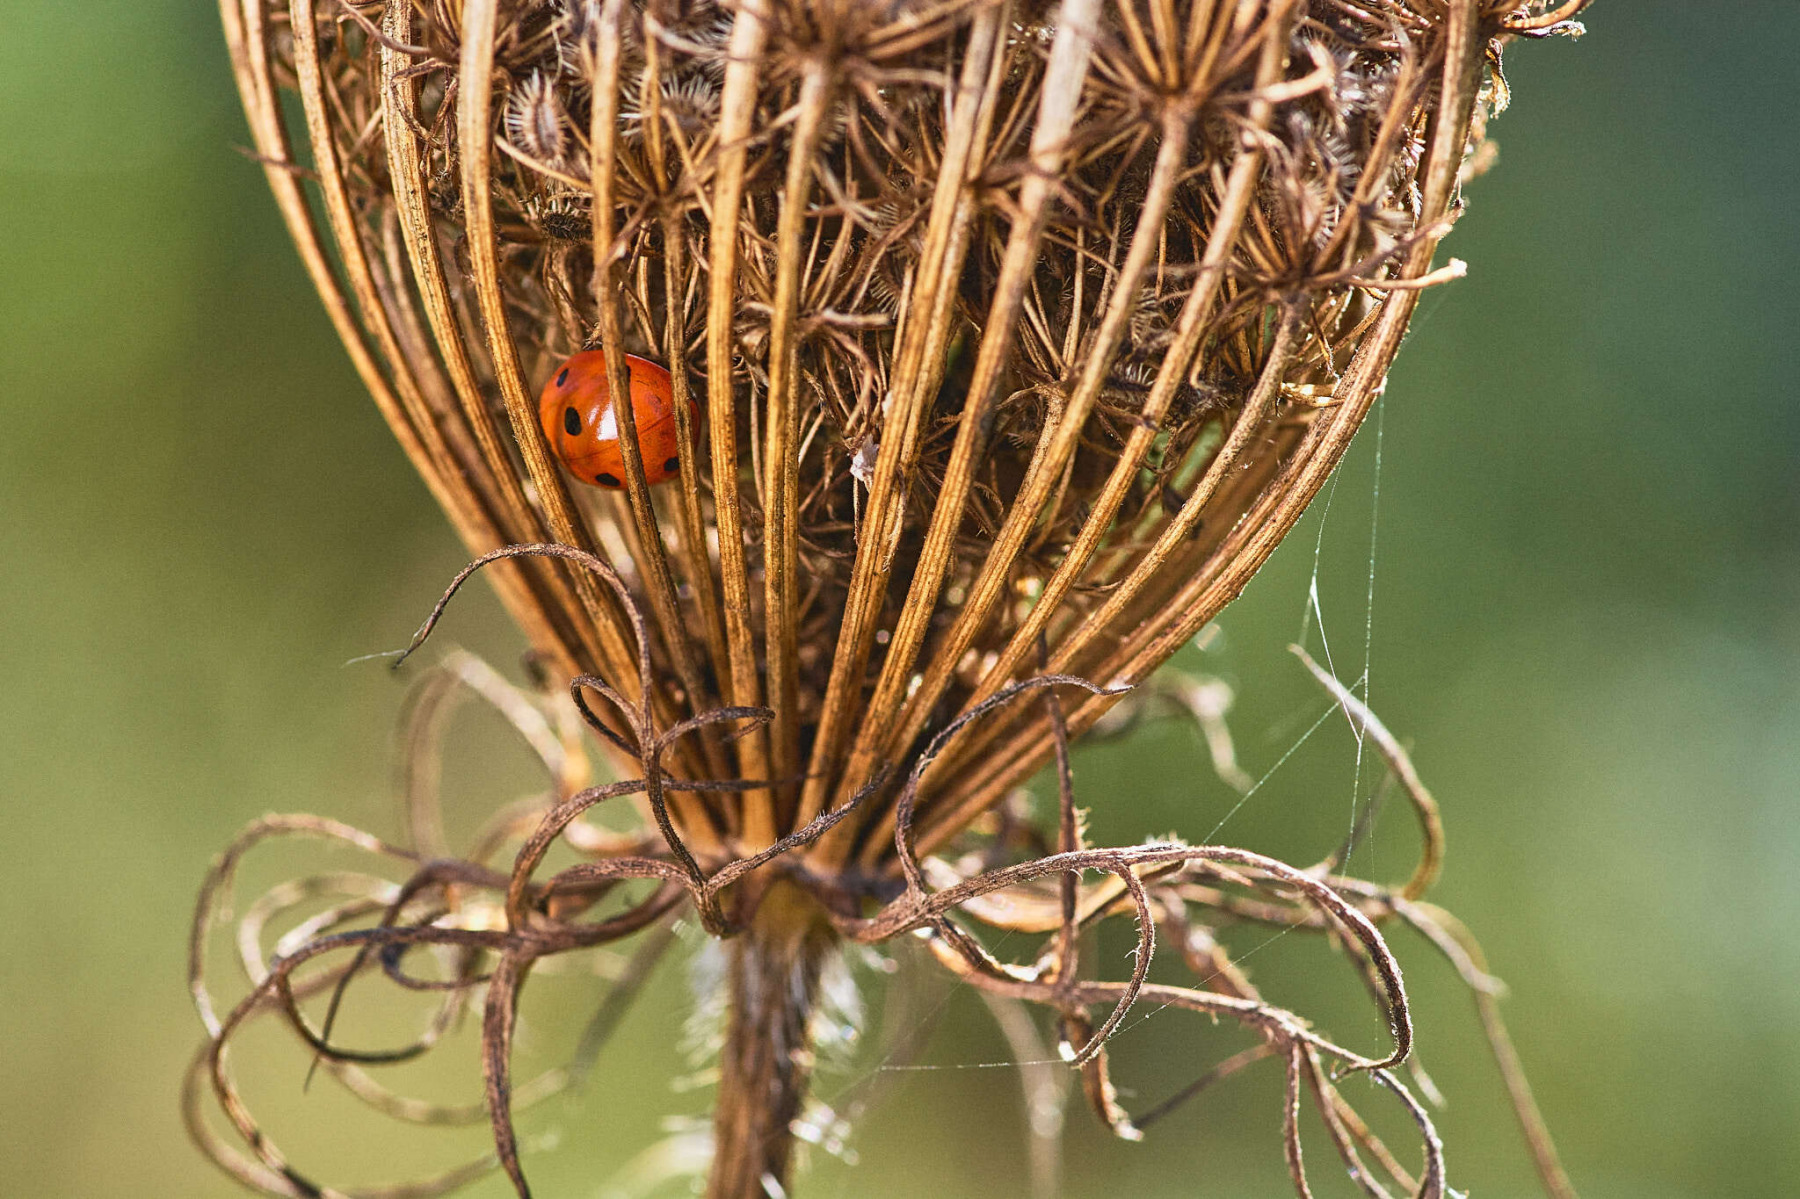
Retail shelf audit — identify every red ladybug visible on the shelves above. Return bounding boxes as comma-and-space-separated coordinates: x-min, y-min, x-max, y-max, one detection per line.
537, 349, 694, 488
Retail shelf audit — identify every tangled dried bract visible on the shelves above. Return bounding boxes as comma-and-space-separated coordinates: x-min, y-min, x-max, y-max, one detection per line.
188, 552, 1576, 1199
197, 0, 1588, 1196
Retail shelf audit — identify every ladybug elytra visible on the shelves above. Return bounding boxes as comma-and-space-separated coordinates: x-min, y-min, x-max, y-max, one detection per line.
537, 349, 694, 488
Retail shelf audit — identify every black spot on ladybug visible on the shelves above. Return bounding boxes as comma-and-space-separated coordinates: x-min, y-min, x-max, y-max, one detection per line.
596, 472, 621, 487
663, 456, 679, 475
556, 368, 569, 387
564, 407, 581, 435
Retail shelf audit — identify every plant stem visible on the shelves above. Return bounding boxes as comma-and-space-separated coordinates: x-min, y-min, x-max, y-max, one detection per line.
707, 882, 835, 1199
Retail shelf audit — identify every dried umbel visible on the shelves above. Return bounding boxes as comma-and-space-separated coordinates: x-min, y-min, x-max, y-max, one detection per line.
191, 2, 1588, 1197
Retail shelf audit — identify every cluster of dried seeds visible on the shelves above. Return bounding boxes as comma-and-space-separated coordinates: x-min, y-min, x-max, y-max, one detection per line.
192, 2, 1589, 1197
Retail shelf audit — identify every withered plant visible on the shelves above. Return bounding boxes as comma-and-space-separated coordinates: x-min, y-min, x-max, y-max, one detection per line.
190, 1, 1592, 1196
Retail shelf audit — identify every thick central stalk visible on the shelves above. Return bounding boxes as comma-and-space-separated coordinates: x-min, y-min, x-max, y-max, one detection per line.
707, 882, 835, 1199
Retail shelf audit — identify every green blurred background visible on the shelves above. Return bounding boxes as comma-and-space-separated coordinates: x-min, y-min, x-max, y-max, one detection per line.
3, 3, 1795, 1195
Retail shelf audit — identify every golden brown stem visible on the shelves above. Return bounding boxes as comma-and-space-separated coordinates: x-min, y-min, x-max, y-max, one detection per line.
707, 884, 836, 1199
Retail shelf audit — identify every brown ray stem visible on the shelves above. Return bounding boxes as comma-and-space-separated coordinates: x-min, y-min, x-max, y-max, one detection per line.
704, 0, 776, 837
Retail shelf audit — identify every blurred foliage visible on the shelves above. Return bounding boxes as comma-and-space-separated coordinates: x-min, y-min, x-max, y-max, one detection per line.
2, 3, 1795, 1196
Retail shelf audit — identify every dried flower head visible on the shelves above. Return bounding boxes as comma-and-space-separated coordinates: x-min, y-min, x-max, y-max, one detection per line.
192, 2, 1589, 1197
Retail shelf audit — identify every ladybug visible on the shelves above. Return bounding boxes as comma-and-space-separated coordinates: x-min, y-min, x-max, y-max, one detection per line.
537, 349, 694, 488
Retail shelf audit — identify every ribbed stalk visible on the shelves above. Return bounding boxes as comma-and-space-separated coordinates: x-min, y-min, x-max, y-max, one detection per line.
707, 884, 836, 1199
